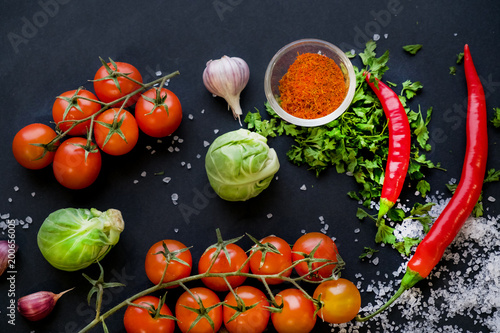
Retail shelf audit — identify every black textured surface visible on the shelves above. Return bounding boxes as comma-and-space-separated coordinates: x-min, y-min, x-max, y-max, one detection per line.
1, 1, 500, 332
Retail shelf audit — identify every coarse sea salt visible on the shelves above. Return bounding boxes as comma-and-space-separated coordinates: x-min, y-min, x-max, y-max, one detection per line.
332, 192, 500, 332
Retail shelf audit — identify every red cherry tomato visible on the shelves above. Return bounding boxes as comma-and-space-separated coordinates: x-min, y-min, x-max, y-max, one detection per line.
175, 287, 222, 333
93, 60, 143, 107
52, 137, 101, 189
292, 232, 339, 281
144, 239, 192, 287
12, 123, 58, 170
223, 286, 270, 333
271, 288, 316, 333
52, 89, 101, 136
313, 278, 361, 324
135, 88, 182, 138
198, 244, 249, 292
249, 236, 292, 285
123, 295, 175, 333
94, 108, 139, 156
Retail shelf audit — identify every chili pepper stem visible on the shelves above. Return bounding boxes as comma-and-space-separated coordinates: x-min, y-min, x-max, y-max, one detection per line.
356, 268, 423, 322
377, 198, 393, 223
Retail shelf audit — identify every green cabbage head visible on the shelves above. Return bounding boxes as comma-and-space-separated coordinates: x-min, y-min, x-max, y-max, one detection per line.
37, 208, 125, 271
205, 128, 280, 201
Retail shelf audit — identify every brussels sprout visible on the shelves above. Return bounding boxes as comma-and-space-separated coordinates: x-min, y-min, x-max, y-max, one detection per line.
37, 208, 124, 271
205, 128, 280, 201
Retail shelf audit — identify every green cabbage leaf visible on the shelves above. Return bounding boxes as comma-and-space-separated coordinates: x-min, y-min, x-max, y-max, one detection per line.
205, 128, 280, 201
37, 208, 124, 271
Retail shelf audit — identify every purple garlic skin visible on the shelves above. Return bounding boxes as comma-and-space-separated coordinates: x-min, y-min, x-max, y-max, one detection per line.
0, 240, 18, 277
203, 55, 250, 124
17, 288, 73, 321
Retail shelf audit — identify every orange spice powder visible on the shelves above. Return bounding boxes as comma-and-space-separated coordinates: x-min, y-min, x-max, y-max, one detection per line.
279, 52, 347, 119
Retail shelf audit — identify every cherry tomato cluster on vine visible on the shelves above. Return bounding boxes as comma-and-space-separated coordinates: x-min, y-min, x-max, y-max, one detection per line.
12, 59, 183, 190
124, 232, 362, 333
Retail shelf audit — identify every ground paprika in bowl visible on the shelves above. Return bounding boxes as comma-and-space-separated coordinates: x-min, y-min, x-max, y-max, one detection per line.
264, 38, 356, 127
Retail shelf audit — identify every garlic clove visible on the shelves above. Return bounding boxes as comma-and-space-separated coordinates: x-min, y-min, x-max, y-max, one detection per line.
0, 240, 18, 277
17, 288, 74, 321
203, 55, 250, 125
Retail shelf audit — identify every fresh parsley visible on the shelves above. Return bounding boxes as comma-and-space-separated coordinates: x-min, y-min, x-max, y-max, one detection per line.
245, 41, 442, 256
403, 44, 423, 55
491, 107, 500, 128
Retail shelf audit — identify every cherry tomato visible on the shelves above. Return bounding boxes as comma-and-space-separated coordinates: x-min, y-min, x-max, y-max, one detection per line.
12, 123, 58, 170
94, 108, 139, 156
93, 60, 143, 107
292, 232, 339, 281
175, 287, 222, 333
313, 278, 361, 324
52, 89, 101, 136
271, 288, 316, 333
145, 239, 192, 287
123, 295, 175, 333
249, 236, 292, 285
52, 137, 101, 189
198, 244, 249, 292
135, 88, 182, 138
223, 286, 270, 333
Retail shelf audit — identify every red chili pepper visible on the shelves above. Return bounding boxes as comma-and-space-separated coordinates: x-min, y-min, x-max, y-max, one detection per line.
364, 72, 411, 221
357, 44, 488, 322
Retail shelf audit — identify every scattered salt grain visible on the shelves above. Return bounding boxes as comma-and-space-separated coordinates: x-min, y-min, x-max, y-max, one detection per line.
267, 213, 273, 219
1, 213, 10, 219
203, 141, 210, 147
372, 257, 379, 265
14, 186, 19, 191
196, 154, 201, 159
201, 109, 205, 114
188, 114, 194, 120
8, 198, 12, 203
31, 192, 35, 197
146, 145, 152, 150
181, 161, 186, 167
168, 146, 174, 153
133, 180, 139, 184
300, 184, 307, 191
171, 193, 179, 205
162, 177, 171, 184
301, 229, 306, 234
186, 163, 192, 170
174, 228, 179, 233
487, 196, 496, 202
141, 171, 147, 177
354, 228, 360, 234
155, 70, 162, 76
214, 129, 219, 134
373, 34, 381, 41
384, 33, 389, 39
174, 147, 180, 152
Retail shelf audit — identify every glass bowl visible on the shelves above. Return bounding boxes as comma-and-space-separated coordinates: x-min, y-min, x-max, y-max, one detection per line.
264, 38, 356, 127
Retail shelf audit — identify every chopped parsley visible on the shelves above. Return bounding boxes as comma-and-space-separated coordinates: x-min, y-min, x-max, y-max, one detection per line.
403, 44, 423, 55
245, 40, 442, 256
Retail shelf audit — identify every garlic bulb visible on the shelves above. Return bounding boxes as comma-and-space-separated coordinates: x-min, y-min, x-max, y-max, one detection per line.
17, 288, 73, 321
0, 240, 18, 277
203, 55, 250, 124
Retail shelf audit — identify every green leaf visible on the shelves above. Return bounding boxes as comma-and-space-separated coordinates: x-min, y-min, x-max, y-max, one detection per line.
356, 207, 372, 220
359, 247, 379, 259
491, 108, 500, 128
375, 221, 396, 245
449, 66, 457, 75
387, 208, 405, 222
456, 52, 464, 64
485, 168, 500, 183
394, 237, 421, 256
416, 180, 431, 197
403, 44, 423, 55
401, 80, 423, 100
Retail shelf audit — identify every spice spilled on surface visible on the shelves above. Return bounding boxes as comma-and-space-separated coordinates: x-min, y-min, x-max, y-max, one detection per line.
279, 53, 346, 119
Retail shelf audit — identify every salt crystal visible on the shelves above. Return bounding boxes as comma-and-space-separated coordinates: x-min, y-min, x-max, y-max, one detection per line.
300, 184, 307, 191
174, 147, 180, 152
188, 114, 194, 120
146, 145, 152, 150
178, 138, 184, 144
201, 109, 205, 114
373, 34, 380, 41
14, 186, 19, 191
384, 33, 389, 38
174, 228, 179, 233
141, 171, 147, 177
1, 213, 10, 219
354, 228, 360, 234
8, 198, 12, 202
26, 216, 32, 224
181, 161, 186, 166
155, 70, 162, 76
173, 136, 179, 141
133, 180, 139, 184
267, 213, 273, 219
214, 129, 219, 134
31, 192, 36, 197
203, 141, 210, 147
163, 177, 171, 184
187, 163, 192, 170
168, 146, 174, 153
372, 257, 379, 265
301, 229, 306, 234
487, 196, 496, 202
196, 154, 201, 159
